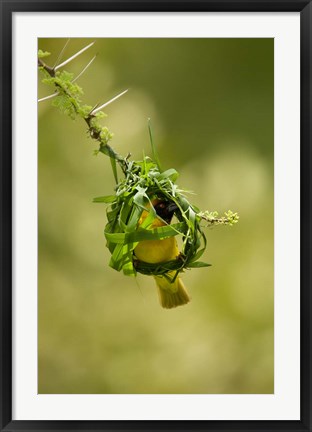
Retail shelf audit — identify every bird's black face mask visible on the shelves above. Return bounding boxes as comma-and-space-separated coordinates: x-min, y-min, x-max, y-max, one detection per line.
154, 200, 178, 224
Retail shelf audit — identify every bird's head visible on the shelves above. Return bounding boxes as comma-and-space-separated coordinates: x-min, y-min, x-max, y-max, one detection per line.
153, 199, 178, 224
138, 198, 178, 227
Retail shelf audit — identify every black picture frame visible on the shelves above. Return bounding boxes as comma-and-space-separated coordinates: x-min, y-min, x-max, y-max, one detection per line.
1, 1, 311, 431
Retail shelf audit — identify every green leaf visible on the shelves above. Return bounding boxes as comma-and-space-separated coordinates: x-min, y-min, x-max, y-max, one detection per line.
121, 244, 137, 276
120, 200, 133, 225
140, 205, 156, 229
109, 243, 124, 271
158, 168, 179, 183
148, 119, 162, 172
188, 247, 205, 263
187, 261, 211, 268
93, 195, 116, 203
125, 205, 143, 232
105, 222, 187, 244
133, 187, 148, 208
110, 157, 118, 184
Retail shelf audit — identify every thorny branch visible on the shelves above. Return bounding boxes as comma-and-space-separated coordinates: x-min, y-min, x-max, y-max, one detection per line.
38, 43, 129, 174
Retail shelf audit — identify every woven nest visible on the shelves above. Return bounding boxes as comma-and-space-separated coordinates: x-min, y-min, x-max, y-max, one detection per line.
94, 156, 209, 279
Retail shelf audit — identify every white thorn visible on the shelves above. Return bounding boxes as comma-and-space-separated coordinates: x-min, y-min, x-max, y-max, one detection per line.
73, 54, 97, 83
91, 89, 129, 115
38, 92, 59, 103
53, 38, 71, 69
54, 41, 95, 71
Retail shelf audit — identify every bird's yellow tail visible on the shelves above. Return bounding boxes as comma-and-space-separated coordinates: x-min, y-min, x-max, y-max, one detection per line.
154, 273, 190, 309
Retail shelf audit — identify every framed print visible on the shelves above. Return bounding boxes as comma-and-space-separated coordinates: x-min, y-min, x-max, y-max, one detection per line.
1, 1, 311, 431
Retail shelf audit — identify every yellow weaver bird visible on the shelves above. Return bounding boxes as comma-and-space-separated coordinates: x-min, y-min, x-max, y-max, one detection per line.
134, 199, 190, 309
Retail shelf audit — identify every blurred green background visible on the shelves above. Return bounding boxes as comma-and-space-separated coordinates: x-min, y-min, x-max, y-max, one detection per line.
38, 38, 274, 394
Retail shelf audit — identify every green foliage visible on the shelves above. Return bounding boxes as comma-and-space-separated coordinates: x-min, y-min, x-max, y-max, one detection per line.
38, 49, 51, 58
77, 104, 93, 118
51, 94, 76, 119
148, 119, 162, 172
199, 210, 240, 226
42, 71, 84, 119
101, 156, 208, 279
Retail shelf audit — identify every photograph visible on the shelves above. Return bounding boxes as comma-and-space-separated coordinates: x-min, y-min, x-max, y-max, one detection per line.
38, 37, 274, 395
